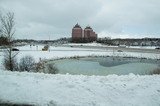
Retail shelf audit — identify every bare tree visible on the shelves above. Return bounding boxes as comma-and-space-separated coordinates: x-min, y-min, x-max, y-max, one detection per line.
0, 12, 18, 71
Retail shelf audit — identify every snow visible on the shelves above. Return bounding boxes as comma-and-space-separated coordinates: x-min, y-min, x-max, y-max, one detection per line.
0, 71, 160, 106
64, 43, 157, 49
127, 46, 157, 49
63, 42, 106, 47
22, 50, 160, 61
0, 44, 160, 105
0, 45, 157, 63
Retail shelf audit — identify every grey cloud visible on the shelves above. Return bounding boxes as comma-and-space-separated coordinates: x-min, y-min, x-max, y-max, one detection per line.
0, 0, 160, 39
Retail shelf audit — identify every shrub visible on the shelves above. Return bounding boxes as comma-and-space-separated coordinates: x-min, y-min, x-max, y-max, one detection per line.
46, 63, 59, 74
150, 68, 160, 75
19, 55, 35, 72
35, 61, 45, 72
3, 56, 18, 71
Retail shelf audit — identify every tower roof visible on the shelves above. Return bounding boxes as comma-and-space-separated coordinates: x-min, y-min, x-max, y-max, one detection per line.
74, 23, 81, 28
85, 25, 92, 30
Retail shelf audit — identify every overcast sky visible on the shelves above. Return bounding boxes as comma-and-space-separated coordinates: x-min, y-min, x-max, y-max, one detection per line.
0, 0, 160, 40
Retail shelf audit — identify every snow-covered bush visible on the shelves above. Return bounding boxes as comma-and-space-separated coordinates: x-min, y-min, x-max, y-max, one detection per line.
19, 55, 35, 72
35, 61, 45, 72
3, 55, 19, 71
46, 63, 59, 74
34, 61, 59, 74
150, 68, 160, 75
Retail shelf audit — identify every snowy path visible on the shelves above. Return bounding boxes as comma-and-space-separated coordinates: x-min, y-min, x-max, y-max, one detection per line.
0, 71, 160, 106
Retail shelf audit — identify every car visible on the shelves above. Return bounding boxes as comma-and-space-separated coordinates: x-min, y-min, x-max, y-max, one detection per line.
117, 50, 123, 52
12, 48, 19, 51
42, 45, 49, 51
155, 47, 160, 50
118, 45, 126, 48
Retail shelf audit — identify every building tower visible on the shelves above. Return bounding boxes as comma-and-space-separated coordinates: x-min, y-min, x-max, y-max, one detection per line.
72, 23, 83, 42
84, 26, 97, 42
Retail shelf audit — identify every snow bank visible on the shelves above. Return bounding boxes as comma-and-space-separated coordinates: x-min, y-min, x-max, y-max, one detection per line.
64, 43, 157, 49
127, 46, 157, 49
0, 45, 160, 106
63, 42, 105, 47
0, 71, 160, 106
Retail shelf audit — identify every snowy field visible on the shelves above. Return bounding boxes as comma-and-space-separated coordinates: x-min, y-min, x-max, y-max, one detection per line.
0, 44, 159, 63
0, 44, 160, 106
0, 71, 160, 106
64, 43, 158, 49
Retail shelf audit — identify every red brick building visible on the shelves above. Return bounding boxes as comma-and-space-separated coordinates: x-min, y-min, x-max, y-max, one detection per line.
72, 24, 97, 43
72, 24, 83, 42
84, 26, 97, 42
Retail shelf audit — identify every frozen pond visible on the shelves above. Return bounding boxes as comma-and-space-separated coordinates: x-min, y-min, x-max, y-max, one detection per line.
48, 57, 160, 75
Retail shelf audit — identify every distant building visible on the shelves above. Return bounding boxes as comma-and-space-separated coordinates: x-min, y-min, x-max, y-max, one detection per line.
72, 23, 97, 43
72, 24, 83, 42
84, 26, 97, 42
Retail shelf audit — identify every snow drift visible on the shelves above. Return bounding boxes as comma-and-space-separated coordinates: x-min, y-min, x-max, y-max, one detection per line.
0, 70, 160, 106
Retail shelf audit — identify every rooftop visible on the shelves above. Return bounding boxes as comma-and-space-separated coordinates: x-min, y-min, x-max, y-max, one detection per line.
73, 23, 82, 28
85, 25, 92, 30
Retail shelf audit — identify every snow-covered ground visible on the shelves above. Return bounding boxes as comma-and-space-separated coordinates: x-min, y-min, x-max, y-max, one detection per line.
127, 46, 158, 49
0, 44, 160, 106
0, 71, 160, 106
0, 45, 158, 63
17, 45, 160, 62
64, 43, 158, 49
63, 42, 106, 47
